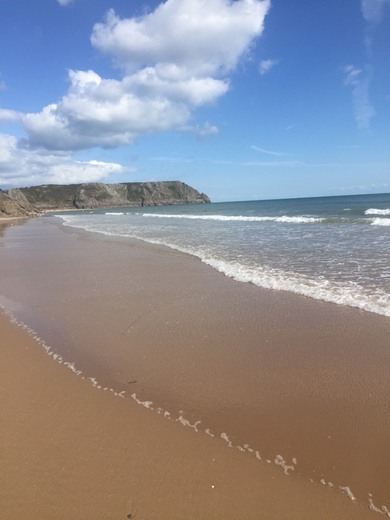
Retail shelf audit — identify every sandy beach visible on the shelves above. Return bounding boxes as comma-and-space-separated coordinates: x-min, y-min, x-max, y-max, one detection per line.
1, 217, 389, 519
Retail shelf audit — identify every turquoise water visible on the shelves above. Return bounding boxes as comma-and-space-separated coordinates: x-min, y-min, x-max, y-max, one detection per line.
58, 193, 390, 316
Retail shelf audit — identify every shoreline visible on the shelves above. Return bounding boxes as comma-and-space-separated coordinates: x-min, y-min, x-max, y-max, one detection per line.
0, 310, 379, 520
1, 217, 389, 518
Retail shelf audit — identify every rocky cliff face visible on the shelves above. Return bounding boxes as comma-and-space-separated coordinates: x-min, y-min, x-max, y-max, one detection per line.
5, 181, 210, 211
0, 190, 38, 218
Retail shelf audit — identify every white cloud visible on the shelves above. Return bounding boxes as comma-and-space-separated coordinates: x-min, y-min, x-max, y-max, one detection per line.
48, 159, 126, 184
342, 65, 375, 130
354, 1, 388, 126
2, 0, 270, 187
361, 0, 390, 53
196, 121, 219, 139
351, 77, 375, 130
0, 133, 129, 187
259, 59, 278, 75
0, 109, 23, 122
181, 120, 219, 138
21, 0, 269, 153
91, 0, 270, 76
22, 68, 224, 150
343, 65, 362, 87
361, 0, 390, 24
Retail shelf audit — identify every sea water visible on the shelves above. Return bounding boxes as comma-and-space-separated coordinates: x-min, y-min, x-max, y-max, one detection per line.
58, 193, 390, 317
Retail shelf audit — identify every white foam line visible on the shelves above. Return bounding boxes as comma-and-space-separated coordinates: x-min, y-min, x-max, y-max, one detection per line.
13, 291, 380, 512
321, 479, 334, 487
368, 494, 390, 517
0, 306, 125, 400
274, 454, 295, 475
203, 257, 390, 317
339, 486, 356, 502
221, 432, 233, 448
58, 214, 390, 317
130, 393, 154, 409
140, 213, 323, 224
365, 208, 390, 216
371, 218, 390, 226
177, 414, 201, 432
124, 388, 389, 513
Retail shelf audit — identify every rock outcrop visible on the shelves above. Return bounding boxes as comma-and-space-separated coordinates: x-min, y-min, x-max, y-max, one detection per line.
6, 189, 38, 214
0, 190, 37, 218
5, 181, 210, 211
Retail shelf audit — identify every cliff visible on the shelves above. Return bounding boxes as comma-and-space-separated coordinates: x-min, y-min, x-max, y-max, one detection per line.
0, 190, 38, 218
4, 181, 210, 212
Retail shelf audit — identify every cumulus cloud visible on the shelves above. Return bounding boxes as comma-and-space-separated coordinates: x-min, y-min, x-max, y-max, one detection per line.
2, 0, 270, 187
22, 68, 226, 150
0, 109, 23, 122
21, 0, 270, 152
343, 65, 375, 130
259, 59, 278, 75
91, 0, 270, 76
0, 134, 129, 187
48, 159, 126, 184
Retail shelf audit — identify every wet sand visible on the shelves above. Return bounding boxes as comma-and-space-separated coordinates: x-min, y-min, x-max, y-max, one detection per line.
1, 217, 390, 518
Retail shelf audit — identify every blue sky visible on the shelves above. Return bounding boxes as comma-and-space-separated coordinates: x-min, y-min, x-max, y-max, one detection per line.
0, 0, 389, 202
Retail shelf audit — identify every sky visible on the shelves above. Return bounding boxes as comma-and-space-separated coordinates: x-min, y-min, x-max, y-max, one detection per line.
0, 0, 389, 202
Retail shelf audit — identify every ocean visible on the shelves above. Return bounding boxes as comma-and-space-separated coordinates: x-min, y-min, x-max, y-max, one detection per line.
58, 192, 390, 317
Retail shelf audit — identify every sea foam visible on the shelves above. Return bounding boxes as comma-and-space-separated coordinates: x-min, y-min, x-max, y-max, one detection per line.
371, 218, 390, 227
58, 210, 390, 317
365, 208, 390, 216
140, 213, 323, 224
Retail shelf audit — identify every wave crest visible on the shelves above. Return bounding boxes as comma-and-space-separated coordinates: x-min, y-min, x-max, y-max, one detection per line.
371, 218, 390, 226
141, 213, 323, 224
365, 208, 390, 216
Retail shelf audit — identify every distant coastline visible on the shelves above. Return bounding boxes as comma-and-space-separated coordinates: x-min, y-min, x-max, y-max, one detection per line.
0, 180, 210, 219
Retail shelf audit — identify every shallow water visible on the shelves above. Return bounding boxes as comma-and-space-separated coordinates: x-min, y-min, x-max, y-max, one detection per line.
58, 193, 390, 316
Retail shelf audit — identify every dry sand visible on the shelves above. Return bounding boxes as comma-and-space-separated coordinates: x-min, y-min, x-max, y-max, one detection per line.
1, 217, 389, 519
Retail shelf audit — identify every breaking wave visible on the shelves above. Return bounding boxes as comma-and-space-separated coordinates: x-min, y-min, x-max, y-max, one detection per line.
139, 213, 324, 224
371, 218, 390, 227
365, 208, 390, 216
